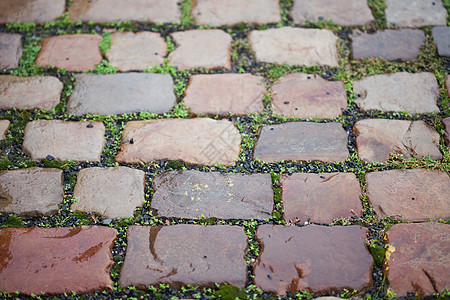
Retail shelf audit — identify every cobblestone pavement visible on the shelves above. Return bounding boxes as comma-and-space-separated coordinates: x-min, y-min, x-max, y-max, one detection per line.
0, 0, 449, 299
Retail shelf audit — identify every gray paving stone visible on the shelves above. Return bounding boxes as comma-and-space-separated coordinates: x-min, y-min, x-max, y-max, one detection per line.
0, 33, 22, 69
0, 0, 65, 24
432, 27, 450, 57
443, 117, 450, 145
385, 0, 447, 27
0, 120, 10, 140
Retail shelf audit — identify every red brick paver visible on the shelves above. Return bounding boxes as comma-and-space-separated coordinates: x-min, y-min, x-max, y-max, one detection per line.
0, 120, 10, 140
0, 33, 22, 69
0, 0, 65, 24
385, 0, 447, 27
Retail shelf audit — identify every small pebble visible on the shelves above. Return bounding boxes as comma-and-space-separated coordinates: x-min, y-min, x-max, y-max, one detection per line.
87, 124, 94, 128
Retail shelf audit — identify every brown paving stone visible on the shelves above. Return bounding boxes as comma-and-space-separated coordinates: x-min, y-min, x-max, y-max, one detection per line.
432, 27, 450, 57
0, 75, 63, 110
72, 167, 145, 219
115, 119, 241, 166
385, 0, 447, 27
351, 29, 425, 61
35, 34, 102, 72
118, 225, 247, 289
0, 0, 65, 24
69, 0, 180, 23
0, 226, 116, 295
0, 120, 9, 140
253, 122, 348, 163
249, 27, 339, 67
183, 74, 265, 116
0, 33, 22, 69
192, 0, 281, 26
105, 32, 166, 71
353, 72, 440, 114
384, 223, 450, 297
366, 169, 450, 221
447, 75, 450, 98
151, 170, 273, 220
443, 117, 450, 145
67, 73, 175, 116
271, 73, 347, 119
354, 119, 442, 163
280, 173, 362, 224
0, 167, 63, 217
23, 120, 105, 162
169, 30, 232, 70
253, 225, 373, 295
291, 0, 374, 26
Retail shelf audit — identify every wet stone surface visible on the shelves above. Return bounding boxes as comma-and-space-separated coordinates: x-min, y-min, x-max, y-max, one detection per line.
432, 27, 450, 57
384, 223, 450, 297
385, 0, 447, 27
151, 170, 273, 220
0, 167, 63, 217
254, 122, 349, 163
253, 225, 373, 295
353, 72, 440, 114
366, 169, 450, 221
280, 172, 362, 224
23, 120, 106, 162
0, 226, 117, 295
0, 120, 10, 140
0, 0, 65, 23
271, 73, 347, 119
118, 225, 248, 289
443, 117, 450, 145
0, 33, 22, 69
183, 74, 265, 116
71, 167, 145, 219
0, 75, 63, 110
354, 119, 442, 163
67, 73, 175, 116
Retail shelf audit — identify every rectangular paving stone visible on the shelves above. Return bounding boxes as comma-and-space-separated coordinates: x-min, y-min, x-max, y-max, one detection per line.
291, 0, 374, 26
0, 226, 117, 296
192, 0, 281, 26
385, 0, 447, 27
0, 0, 65, 23
281, 172, 362, 224
23, 120, 105, 162
115, 118, 241, 166
249, 27, 339, 67
0, 33, 22, 69
253, 225, 373, 295
118, 225, 247, 289
0, 167, 63, 217
366, 169, 450, 221
351, 29, 425, 61
151, 170, 273, 220
353, 72, 440, 114
67, 73, 175, 116
432, 27, 450, 57
69, 0, 181, 23
271, 73, 347, 119
0, 120, 9, 140
253, 122, 349, 163
0, 75, 63, 110
183, 74, 265, 116
354, 119, 442, 163
72, 167, 145, 219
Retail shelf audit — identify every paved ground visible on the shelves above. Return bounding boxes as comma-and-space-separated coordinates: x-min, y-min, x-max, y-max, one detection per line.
0, 0, 449, 299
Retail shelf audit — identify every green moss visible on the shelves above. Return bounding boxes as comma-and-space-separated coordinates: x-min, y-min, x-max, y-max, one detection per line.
368, 0, 387, 28
0, 215, 25, 229
214, 285, 249, 300
368, 243, 386, 268
0, 157, 12, 170
166, 160, 184, 169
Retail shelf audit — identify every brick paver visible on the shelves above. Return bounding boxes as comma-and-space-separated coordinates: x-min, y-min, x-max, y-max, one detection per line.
0, 75, 63, 110
0, 120, 10, 140
151, 170, 273, 220
432, 27, 450, 57
119, 225, 247, 289
0, 0, 65, 24
253, 225, 373, 295
0, 33, 22, 69
385, 0, 447, 27
23, 120, 105, 162
384, 223, 450, 297
67, 73, 175, 116
443, 117, 450, 145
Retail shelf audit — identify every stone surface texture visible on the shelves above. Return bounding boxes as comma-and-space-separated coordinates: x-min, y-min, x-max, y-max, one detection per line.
366, 169, 450, 221
384, 223, 450, 297
192, 0, 281, 26
249, 27, 339, 67
67, 73, 175, 116
280, 173, 362, 223
0, 167, 63, 217
183, 74, 265, 116
23, 120, 105, 162
72, 167, 145, 218
253, 225, 373, 295
115, 119, 241, 166
0, 75, 63, 110
432, 27, 450, 57
271, 73, 347, 119
119, 225, 247, 289
443, 117, 450, 145
254, 122, 349, 163
447, 75, 450, 98
354, 119, 442, 163
0, 120, 10, 140
35, 34, 103, 71
291, 0, 374, 26
0, 33, 22, 69
0, 0, 65, 23
351, 29, 425, 61
385, 0, 447, 27
151, 170, 273, 220
353, 72, 440, 114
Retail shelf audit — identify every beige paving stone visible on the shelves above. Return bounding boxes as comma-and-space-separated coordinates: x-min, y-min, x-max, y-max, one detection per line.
0, 0, 65, 24
385, 0, 447, 27
0, 33, 22, 69
0, 120, 10, 140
